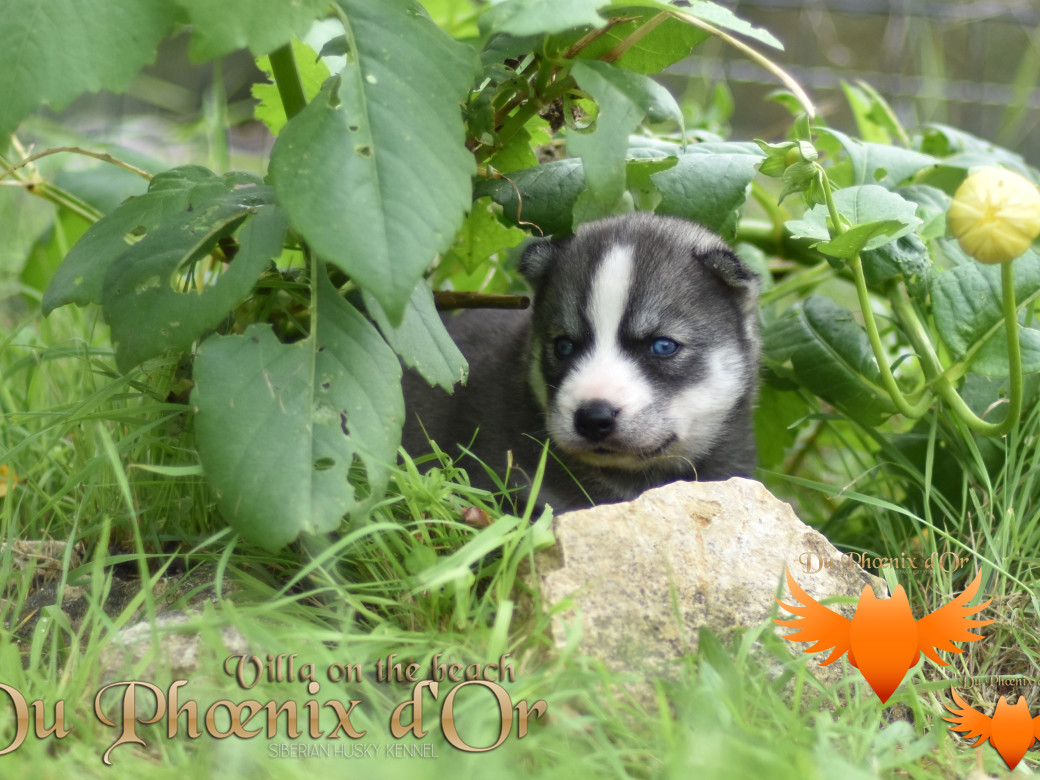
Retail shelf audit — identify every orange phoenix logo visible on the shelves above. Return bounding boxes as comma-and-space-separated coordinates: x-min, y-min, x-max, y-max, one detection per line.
945, 690, 1040, 770
774, 569, 993, 703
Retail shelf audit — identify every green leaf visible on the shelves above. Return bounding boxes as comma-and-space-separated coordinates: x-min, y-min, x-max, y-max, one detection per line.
569, 61, 648, 220
480, 0, 608, 36
841, 81, 893, 145
958, 372, 1040, 424
896, 184, 949, 241
270, 0, 478, 322
488, 117, 552, 173
841, 80, 910, 149
753, 384, 810, 469
627, 156, 677, 211
815, 220, 910, 260
103, 198, 285, 372
474, 159, 585, 235
253, 40, 331, 136
625, 0, 783, 49
443, 199, 528, 274
918, 124, 1030, 175
176, 0, 329, 58
816, 128, 937, 190
785, 185, 921, 255
972, 325, 1040, 376
477, 139, 759, 235
763, 295, 896, 426
860, 232, 932, 296
0, 0, 181, 140
651, 150, 761, 239
42, 166, 240, 314
554, 10, 709, 74
931, 251, 1040, 373
364, 283, 468, 392
192, 272, 403, 550
0, 185, 56, 281
572, 60, 684, 126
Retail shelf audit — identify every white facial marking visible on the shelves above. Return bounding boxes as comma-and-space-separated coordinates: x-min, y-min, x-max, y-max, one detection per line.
668, 345, 748, 458
550, 246, 655, 448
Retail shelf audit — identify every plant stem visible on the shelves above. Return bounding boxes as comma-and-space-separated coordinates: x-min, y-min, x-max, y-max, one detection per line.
478, 74, 577, 166
269, 44, 308, 122
0, 146, 152, 183
818, 158, 1024, 435
848, 255, 934, 418
885, 260, 1022, 436
759, 260, 834, 305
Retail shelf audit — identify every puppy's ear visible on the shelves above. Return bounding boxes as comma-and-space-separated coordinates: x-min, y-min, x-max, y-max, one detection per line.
702, 247, 760, 316
518, 237, 559, 283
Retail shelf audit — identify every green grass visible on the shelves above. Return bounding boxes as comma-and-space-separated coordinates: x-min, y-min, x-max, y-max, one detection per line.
0, 298, 1037, 778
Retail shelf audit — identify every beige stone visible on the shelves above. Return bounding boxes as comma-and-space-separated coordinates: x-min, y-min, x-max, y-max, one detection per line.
526, 477, 885, 684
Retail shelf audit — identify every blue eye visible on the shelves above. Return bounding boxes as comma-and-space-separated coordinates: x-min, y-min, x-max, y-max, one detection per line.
555, 337, 575, 358
651, 337, 679, 356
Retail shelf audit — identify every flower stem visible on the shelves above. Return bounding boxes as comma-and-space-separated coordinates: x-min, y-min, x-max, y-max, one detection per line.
817, 161, 1023, 436
848, 255, 934, 418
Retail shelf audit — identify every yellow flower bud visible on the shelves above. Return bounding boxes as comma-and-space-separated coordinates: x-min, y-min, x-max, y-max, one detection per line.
948, 167, 1040, 264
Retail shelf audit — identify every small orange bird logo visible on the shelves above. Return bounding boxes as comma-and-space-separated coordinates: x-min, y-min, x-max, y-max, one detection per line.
774, 569, 993, 703
944, 690, 1040, 770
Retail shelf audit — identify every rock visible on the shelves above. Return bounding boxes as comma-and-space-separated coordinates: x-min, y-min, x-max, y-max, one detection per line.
100, 611, 250, 683
525, 477, 884, 687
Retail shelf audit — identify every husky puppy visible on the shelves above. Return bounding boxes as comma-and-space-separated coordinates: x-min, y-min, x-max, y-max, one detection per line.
401, 212, 760, 511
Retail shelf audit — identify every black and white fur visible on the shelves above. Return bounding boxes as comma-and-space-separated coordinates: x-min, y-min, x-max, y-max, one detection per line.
401, 213, 760, 511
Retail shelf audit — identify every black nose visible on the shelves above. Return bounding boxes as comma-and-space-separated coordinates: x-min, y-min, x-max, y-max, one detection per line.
574, 400, 618, 442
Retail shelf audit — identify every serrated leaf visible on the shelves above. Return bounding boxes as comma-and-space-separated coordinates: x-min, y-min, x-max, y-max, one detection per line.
480, 0, 608, 36
364, 282, 467, 392
762, 295, 896, 426
489, 120, 549, 174
192, 272, 403, 550
0, 0, 181, 140
817, 128, 937, 189
270, 0, 477, 322
931, 251, 1040, 372
42, 166, 239, 314
103, 197, 284, 372
651, 151, 760, 239
176, 0, 329, 58
785, 185, 921, 254
443, 199, 528, 274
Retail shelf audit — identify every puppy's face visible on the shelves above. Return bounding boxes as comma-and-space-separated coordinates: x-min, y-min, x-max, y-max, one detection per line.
520, 214, 759, 474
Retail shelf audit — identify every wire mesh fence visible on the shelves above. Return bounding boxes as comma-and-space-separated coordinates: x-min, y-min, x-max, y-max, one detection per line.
672, 0, 1040, 160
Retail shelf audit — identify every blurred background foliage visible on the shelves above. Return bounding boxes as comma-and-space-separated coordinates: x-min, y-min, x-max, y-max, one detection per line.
677, 0, 1040, 154
6, 0, 1040, 304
